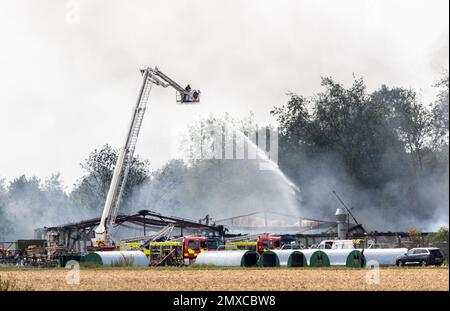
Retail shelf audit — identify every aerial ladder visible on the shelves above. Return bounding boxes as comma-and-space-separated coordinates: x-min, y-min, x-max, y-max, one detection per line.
92, 67, 200, 248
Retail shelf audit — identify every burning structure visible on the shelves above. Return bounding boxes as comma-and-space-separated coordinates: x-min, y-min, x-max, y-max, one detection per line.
34, 210, 224, 255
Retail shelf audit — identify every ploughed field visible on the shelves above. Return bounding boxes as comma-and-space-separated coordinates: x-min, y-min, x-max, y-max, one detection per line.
0, 267, 448, 291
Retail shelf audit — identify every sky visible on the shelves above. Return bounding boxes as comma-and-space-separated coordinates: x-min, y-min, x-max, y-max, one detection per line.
0, 0, 448, 190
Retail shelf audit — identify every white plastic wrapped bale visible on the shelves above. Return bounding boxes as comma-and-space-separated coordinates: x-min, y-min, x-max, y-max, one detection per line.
323, 249, 365, 267
194, 250, 258, 267
272, 250, 307, 267
360, 248, 408, 266
85, 251, 148, 266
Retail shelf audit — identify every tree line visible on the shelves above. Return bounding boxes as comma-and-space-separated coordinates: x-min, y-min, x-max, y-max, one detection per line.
0, 72, 448, 239
271, 73, 448, 228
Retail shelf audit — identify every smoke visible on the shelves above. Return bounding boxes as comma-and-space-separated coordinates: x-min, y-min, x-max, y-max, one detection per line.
1, 0, 449, 187
125, 107, 449, 232
125, 115, 302, 223
430, 29, 450, 75
1, 118, 447, 241
127, 160, 299, 220
0, 174, 96, 241
286, 147, 449, 232
0, 1, 448, 237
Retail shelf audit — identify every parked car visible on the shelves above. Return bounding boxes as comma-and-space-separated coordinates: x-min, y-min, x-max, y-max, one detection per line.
396, 247, 444, 267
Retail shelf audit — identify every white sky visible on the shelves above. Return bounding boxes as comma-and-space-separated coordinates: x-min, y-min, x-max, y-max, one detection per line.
0, 0, 448, 190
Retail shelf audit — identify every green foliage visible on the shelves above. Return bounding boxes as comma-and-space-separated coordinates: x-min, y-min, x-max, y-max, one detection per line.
408, 226, 422, 244
0, 145, 150, 240
0, 179, 9, 240
1, 174, 76, 240
430, 226, 449, 240
70, 144, 151, 212
271, 77, 437, 187
1, 73, 448, 238
271, 75, 448, 228
428, 227, 449, 263
431, 72, 449, 148
373, 85, 433, 172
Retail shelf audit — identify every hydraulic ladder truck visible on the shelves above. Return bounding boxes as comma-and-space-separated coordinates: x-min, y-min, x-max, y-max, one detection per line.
92, 67, 200, 248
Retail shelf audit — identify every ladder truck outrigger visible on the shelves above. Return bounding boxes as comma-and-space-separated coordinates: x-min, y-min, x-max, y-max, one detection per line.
91, 66, 201, 249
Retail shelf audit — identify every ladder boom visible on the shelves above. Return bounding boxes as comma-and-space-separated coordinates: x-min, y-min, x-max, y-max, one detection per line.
94, 68, 153, 245
152, 67, 187, 94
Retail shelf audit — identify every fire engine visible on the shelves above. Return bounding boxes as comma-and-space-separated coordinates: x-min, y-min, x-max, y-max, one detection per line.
120, 235, 207, 266
225, 234, 282, 253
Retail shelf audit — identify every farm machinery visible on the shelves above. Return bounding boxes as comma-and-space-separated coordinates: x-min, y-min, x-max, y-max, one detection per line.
0, 240, 60, 267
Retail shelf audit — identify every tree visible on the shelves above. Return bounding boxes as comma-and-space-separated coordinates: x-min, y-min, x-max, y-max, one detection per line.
3, 174, 76, 240
271, 75, 448, 229
270, 93, 311, 146
428, 227, 449, 263
70, 144, 151, 212
181, 116, 226, 163
0, 178, 10, 240
408, 227, 423, 248
372, 86, 432, 172
272, 77, 406, 187
431, 72, 449, 149
180, 113, 272, 164
8, 175, 41, 199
